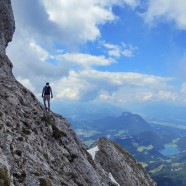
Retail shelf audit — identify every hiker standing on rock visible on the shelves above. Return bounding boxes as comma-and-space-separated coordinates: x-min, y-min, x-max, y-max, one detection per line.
42, 82, 53, 111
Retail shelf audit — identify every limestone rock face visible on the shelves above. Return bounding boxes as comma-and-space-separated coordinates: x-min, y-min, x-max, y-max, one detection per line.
0, 0, 15, 55
0, 0, 15, 78
0, 0, 156, 186
94, 138, 156, 186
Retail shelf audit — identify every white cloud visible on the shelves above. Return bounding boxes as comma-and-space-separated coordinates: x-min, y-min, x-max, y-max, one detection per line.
122, 49, 133, 57
181, 83, 186, 93
41, 0, 115, 44
102, 41, 137, 58
53, 69, 175, 104
40, 0, 140, 45
140, 91, 177, 102
7, 33, 114, 95
7, 32, 181, 106
59, 53, 114, 68
179, 83, 186, 103
7, 0, 138, 93
7, 31, 70, 92
29, 41, 50, 62
142, 0, 186, 29
98, 0, 139, 9
103, 43, 121, 58
7, 0, 185, 108
17, 77, 36, 93
7, 29, 177, 105
157, 91, 176, 100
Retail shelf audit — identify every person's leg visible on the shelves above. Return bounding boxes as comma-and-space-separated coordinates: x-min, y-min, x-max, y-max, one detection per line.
48, 100, 50, 111
46, 95, 50, 111
43, 96, 47, 110
43, 95, 47, 110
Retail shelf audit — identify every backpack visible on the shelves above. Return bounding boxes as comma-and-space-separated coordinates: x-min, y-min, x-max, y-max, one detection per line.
44, 86, 51, 95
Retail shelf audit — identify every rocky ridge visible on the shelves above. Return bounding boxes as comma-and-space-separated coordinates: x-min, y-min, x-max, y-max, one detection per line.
94, 138, 155, 186
0, 0, 156, 185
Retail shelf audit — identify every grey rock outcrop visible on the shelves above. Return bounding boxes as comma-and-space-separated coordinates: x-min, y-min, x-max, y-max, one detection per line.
0, 0, 156, 185
0, 0, 15, 78
94, 138, 156, 186
0, 0, 15, 49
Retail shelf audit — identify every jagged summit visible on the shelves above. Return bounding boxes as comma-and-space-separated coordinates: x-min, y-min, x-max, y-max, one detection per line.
0, 0, 156, 185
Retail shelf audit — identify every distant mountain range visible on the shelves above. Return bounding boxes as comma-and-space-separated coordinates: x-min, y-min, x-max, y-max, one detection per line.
69, 111, 186, 186
54, 101, 186, 129
91, 112, 152, 135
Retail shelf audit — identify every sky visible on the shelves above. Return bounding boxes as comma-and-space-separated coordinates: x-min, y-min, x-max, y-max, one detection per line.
6, 0, 186, 116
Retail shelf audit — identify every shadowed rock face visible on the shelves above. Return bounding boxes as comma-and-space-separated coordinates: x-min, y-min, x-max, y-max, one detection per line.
0, 1, 156, 186
0, 0, 15, 55
0, 0, 15, 78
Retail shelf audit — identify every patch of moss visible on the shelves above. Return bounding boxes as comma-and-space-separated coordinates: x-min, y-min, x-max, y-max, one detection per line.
41, 115, 67, 139
16, 123, 20, 129
22, 88, 28, 94
32, 171, 43, 177
41, 115, 53, 124
137, 162, 144, 170
32, 128, 38, 134
52, 125, 67, 139
39, 178, 52, 186
0, 112, 3, 117
0, 124, 3, 130
43, 153, 49, 161
0, 168, 10, 186
22, 128, 31, 135
65, 172, 83, 186
13, 172, 26, 183
23, 113, 29, 118
20, 132, 28, 140
30, 92, 36, 100
112, 141, 135, 161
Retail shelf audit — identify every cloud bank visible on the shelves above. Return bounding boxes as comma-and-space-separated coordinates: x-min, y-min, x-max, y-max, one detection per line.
7, 0, 186, 108
142, 0, 186, 29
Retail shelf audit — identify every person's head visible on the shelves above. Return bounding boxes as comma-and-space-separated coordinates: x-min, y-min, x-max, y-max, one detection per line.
46, 82, 49, 85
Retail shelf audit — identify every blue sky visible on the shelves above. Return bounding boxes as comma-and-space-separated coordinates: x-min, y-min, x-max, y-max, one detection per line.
7, 0, 186, 114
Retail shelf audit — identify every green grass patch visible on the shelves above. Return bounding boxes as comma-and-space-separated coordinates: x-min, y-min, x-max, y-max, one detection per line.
0, 168, 10, 186
39, 178, 52, 186
41, 114, 67, 139
0, 112, 3, 117
52, 124, 67, 139
112, 141, 135, 161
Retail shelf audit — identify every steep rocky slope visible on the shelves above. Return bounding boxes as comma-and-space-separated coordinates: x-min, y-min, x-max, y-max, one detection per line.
0, 0, 156, 185
93, 138, 155, 186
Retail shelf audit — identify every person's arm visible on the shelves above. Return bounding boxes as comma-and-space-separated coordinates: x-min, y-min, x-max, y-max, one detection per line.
42, 87, 45, 97
50, 87, 53, 98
